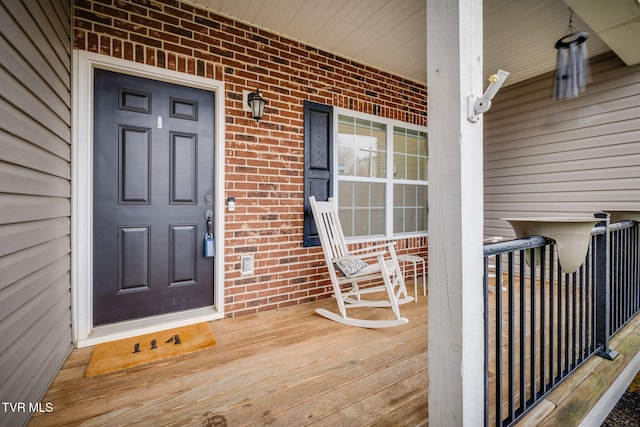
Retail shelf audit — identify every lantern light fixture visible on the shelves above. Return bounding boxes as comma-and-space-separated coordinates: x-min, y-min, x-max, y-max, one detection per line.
246, 88, 267, 122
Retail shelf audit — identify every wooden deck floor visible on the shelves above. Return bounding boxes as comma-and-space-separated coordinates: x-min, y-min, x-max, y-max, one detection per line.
29, 290, 428, 426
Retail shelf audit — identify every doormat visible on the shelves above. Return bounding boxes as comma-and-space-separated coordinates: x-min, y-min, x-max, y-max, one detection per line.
85, 323, 216, 377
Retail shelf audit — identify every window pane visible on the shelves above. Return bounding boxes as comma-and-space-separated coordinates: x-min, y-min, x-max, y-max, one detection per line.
407, 131, 420, 155
393, 128, 406, 154
417, 185, 428, 206
405, 207, 417, 233
339, 181, 353, 207
339, 209, 354, 237
419, 133, 428, 156
371, 183, 385, 207
394, 207, 404, 233
338, 181, 386, 238
354, 182, 369, 207
393, 184, 404, 205
417, 207, 427, 232
355, 151, 371, 176
338, 144, 354, 175
419, 156, 428, 181
355, 119, 371, 179
373, 122, 387, 151
337, 114, 426, 238
394, 152, 406, 180
393, 183, 427, 234
407, 155, 419, 180
370, 208, 385, 235
373, 151, 386, 178
353, 209, 369, 236
338, 115, 354, 131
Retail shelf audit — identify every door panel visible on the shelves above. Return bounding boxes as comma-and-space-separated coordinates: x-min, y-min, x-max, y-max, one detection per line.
170, 132, 198, 204
118, 226, 150, 292
169, 224, 197, 287
119, 126, 151, 204
93, 69, 215, 325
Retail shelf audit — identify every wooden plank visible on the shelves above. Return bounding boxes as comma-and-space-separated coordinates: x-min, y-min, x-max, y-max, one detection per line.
53, 311, 424, 425
29, 296, 428, 426
534, 316, 640, 426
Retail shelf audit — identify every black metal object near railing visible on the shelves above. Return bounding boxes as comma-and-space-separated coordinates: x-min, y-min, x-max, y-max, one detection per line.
483, 219, 640, 426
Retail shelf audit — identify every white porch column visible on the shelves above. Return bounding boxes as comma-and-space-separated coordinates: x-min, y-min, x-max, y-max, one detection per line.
427, 0, 485, 425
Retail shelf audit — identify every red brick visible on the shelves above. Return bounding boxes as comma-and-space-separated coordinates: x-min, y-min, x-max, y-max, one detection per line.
76, 0, 428, 319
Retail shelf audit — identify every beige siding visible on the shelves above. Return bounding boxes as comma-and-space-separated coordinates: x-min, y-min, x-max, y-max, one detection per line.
0, 0, 72, 426
484, 53, 640, 238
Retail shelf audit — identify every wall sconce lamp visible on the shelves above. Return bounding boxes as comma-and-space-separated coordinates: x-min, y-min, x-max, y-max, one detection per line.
244, 88, 267, 122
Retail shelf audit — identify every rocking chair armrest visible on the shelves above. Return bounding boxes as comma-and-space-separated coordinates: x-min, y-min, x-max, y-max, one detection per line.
333, 250, 387, 263
348, 242, 396, 255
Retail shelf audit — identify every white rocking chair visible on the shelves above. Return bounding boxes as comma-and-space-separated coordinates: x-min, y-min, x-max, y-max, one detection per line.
309, 196, 413, 328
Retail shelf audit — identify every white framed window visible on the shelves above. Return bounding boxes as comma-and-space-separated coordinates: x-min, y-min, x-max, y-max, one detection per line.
334, 108, 428, 240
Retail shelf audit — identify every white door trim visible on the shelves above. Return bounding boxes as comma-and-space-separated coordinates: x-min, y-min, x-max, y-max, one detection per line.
72, 50, 226, 347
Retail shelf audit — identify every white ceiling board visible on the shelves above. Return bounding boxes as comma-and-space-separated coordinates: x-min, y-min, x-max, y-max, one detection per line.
564, 0, 640, 66
185, 0, 618, 86
483, 0, 610, 84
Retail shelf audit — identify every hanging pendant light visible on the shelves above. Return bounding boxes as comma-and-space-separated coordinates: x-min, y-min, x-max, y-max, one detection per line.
554, 9, 590, 100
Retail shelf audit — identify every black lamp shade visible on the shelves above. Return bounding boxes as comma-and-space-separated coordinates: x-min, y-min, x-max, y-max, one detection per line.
247, 89, 267, 121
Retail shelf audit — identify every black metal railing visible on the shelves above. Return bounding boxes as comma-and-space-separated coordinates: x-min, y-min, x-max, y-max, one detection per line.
483, 219, 640, 426
609, 221, 640, 335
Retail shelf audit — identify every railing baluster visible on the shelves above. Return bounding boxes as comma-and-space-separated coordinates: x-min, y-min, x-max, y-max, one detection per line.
508, 252, 515, 423
579, 264, 585, 363
483, 256, 490, 427
495, 254, 503, 426
529, 248, 537, 405
539, 245, 547, 394
549, 244, 556, 387
571, 272, 578, 369
557, 257, 563, 379
482, 220, 640, 426
519, 249, 526, 413
564, 270, 570, 373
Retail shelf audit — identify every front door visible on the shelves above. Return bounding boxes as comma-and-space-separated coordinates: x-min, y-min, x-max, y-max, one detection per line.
93, 69, 215, 326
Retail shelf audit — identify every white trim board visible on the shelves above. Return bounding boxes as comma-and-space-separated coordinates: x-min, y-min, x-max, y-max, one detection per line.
72, 50, 226, 348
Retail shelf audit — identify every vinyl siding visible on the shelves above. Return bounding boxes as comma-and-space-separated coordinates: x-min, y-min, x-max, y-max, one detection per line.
0, 1, 72, 426
484, 53, 640, 238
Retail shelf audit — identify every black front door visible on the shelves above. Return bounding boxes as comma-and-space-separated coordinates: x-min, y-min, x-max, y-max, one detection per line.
93, 69, 215, 325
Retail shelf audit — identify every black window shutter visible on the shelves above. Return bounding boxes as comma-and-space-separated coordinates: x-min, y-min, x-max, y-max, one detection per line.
303, 100, 333, 247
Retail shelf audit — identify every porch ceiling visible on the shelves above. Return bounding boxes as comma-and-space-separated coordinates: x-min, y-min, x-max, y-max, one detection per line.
183, 0, 640, 86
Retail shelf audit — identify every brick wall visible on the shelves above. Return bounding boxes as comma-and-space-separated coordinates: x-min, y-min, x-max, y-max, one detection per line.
74, 0, 428, 318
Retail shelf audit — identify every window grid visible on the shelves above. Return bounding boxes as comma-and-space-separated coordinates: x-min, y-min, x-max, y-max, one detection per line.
337, 111, 428, 239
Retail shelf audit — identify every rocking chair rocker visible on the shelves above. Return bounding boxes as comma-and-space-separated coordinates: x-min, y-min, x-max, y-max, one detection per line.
309, 196, 413, 328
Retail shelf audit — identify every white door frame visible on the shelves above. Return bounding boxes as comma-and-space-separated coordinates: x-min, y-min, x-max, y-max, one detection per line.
72, 50, 226, 347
